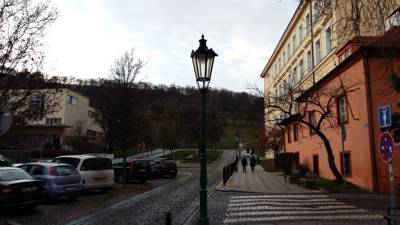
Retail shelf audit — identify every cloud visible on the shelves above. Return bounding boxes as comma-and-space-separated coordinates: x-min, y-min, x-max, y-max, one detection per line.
43, 0, 298, 92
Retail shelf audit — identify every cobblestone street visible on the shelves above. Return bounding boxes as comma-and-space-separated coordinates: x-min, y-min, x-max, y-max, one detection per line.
65, 150, 235, 225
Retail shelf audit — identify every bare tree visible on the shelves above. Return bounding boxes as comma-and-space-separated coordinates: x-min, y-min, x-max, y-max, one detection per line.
87, 49, 147, 188
264, 77, 360, 183
0, 0, 58, 125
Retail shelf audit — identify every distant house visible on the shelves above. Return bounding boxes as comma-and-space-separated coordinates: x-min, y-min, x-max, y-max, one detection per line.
2, 88, 104, 150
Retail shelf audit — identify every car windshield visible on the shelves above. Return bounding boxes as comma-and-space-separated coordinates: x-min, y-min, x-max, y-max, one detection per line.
55, 166, 78, 176
0, 169, 32, 181
52, 157, 80, 168
81, 158, 112, 171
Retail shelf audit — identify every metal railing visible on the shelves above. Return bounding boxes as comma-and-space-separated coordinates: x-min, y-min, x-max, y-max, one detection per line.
223, 158, 238, 186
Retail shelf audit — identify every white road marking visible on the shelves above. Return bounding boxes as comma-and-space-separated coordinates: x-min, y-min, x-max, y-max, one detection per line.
226, 208, 367, 216
230, 198, 337, 203
223, 214, 383, 223
229, 201, 346, 207
227, 204, 356, 211
231, 194, 329, 199
224, 195, 384, 224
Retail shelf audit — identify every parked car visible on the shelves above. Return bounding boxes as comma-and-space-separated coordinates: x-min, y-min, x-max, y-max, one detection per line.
153, 158, 178, 178
52, 155, 114, 193
17, 162, 82, 200
0, 155, 12, 167
149, 160, 161, 179
0, 167, 46, 210
113, 158, 151, 183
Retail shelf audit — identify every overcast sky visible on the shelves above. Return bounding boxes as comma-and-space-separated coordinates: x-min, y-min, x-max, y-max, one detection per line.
42, 0, 298, 92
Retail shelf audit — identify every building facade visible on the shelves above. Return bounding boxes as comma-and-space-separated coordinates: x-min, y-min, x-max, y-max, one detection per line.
284, 27, 400, 192
5, 88, 104, 150
261, 0, 400, 128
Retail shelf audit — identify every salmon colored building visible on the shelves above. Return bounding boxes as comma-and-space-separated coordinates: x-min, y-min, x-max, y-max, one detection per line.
283, 27, 400, 193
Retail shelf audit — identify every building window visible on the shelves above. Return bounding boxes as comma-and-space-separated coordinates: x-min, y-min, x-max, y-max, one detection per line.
299, 59, 304, 80
338, 96, 348, 123
325, 26, 332, 53
309, 111, 316, 135
339, 53, 345, 63
292, 34, 297, 53
67, 95, 78, 106
279, 57, 282, 71
346, 48, 352, 57
306, 13, 311, 34
293, 123, 299, 142
88, 110, 98, 120
29, 94, 45, 117
293, 66, 297, 84
315, 40, 321, 64
46, 118, 62, 125
340, 152, 351, 176
385, 8, 400, 31
313, 1, 321, 23
287, 43, 291, 58
283, 51, 286, 63
87, 129, 97, 143
287, 125, 291, 143
299, 25, 303, 43
307, 50, 312, 72
274, 64, 278, 77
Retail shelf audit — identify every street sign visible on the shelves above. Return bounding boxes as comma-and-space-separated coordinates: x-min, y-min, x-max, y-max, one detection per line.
379, 105, 392, 128
0, 105, 12, 136
380, 132, 395, 162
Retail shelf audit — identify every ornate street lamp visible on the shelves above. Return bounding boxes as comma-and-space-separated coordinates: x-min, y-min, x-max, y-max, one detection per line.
191, 34, 218, 225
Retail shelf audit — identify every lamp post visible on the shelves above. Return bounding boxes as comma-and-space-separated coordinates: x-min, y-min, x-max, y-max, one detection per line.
191, 34, 218, 225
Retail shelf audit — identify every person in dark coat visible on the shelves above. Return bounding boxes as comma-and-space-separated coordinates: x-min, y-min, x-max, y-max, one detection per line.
241, 156, 248, 173
250, 156, 256, 173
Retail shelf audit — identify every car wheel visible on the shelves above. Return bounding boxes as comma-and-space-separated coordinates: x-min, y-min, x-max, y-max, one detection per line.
25, 204, 37, 211
117, 174, 124, 184
68, 195, 78, 201
100, 187, 110, 194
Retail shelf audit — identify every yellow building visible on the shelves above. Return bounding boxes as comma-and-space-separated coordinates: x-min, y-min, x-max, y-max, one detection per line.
261, 0, 400, 128
5, 88, 104, 150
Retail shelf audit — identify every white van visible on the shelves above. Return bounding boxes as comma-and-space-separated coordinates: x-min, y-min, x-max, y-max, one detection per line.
52, 155, 114, 193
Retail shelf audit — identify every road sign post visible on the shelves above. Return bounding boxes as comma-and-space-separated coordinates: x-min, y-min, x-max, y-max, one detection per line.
380, 132, 396, 208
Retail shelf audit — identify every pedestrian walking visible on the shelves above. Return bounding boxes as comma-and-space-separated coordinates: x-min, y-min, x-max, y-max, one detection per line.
241, 156, 248, 173
250, 156, 256, 173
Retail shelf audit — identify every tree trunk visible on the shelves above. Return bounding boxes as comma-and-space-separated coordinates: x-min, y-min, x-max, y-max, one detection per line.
316, 130, 344, 183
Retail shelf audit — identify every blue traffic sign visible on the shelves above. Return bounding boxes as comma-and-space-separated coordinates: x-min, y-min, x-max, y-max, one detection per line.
380, 132, 395, 162
379, 105, 392, 128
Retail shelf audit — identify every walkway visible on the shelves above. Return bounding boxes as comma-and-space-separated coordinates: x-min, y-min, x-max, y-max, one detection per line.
216, 165, 317, 193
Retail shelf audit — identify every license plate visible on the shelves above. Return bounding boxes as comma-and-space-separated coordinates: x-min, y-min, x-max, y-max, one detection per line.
22, 186, 37, 192
65, 187, 78, 192
94, 177, 106, 181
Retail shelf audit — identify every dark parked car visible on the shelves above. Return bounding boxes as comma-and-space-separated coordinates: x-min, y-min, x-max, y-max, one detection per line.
113, 159, 151, 183
153, 159, 178, 178
149, 160, 161, 179
18, 163, 82, 200
0, 167, 46, 210
0, 155, 12, 167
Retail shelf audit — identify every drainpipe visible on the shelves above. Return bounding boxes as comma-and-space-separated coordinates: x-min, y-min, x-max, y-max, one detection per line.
309, 0, 316, 85
363, 49, 379, 192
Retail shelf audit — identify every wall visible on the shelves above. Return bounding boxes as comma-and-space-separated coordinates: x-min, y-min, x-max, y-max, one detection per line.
285, 56, 374, 190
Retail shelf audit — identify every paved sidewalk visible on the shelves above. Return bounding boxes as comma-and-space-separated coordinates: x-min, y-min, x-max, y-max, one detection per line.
216, 165, 318, 193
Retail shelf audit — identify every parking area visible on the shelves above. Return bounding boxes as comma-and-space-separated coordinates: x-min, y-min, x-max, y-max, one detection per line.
0, 176, 182, 225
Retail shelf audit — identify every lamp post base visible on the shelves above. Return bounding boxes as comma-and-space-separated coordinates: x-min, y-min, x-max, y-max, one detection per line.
198, 217, 209, 225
